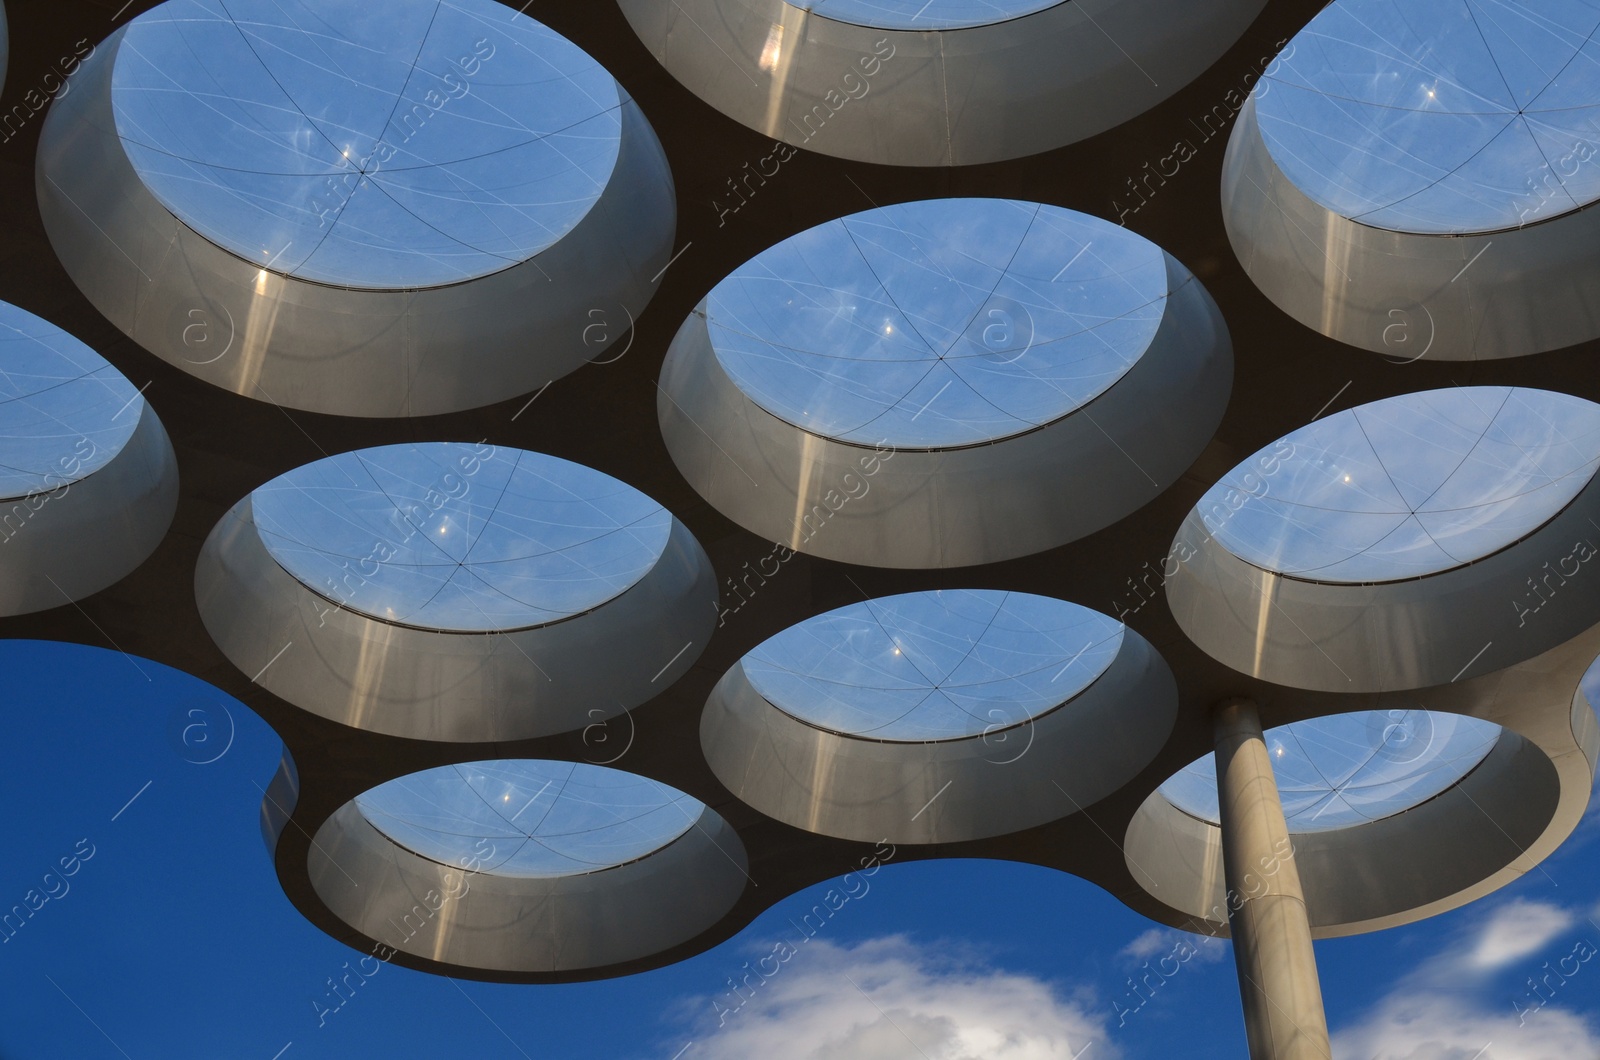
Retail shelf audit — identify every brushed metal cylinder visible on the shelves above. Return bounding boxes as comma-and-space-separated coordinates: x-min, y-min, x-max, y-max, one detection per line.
195, 496, 718, 742
1222, 93, 1600, 360
36, 26, 676, 418
308, 798, 747, 973
619, 0, 1267, 166
1124, 620, 1600, 937
1165, 459, 1600, 695
659, 253, 1231, 568
702, 626, 1178, 843
0, 400, 178, 616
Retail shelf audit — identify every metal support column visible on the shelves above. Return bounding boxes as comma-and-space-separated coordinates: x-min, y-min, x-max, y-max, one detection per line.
1214, 697, 1332, 1059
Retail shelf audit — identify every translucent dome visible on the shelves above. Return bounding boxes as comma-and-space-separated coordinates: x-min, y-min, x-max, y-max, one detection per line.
1160, 709, 1502, 832
741, 589, 1125, 741
1257, 0, 1600, 233
801, 0, 1063, 30
112, 0, 622, 288
250, 444, 672, 631
0, 301, 143, 500
706, 199, 1167, 448
1202, 387, 1600, 583
355, 760, 703, 878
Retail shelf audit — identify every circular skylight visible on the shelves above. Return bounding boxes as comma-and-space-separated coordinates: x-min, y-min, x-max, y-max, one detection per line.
355, 760, 703, 878
1202, 387, 1600, 583
0, 301, 142, 501
250, 443, 672, 632
706, 199, 1168, 448
1159, 710, 1502, 832
112, 0, 623, 289
741, 589, 1125, 741
1256, 0, 1600, 234
800, 0, 1063, 31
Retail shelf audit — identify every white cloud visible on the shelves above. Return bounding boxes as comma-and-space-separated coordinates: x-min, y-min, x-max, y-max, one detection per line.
686, 935, 1113, 1060
1119, 929, 1169, 962
1117, 927, 1227, 966
1333, 991, 1600, 1060
1333, 898, 1600, 1059
1467, 901, 1576, 971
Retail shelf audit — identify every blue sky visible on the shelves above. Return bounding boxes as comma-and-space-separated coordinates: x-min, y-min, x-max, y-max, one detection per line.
3, 638, 1599, 1060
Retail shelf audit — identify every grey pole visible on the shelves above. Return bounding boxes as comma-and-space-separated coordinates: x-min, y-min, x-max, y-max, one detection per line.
1214, 698, 1333, 1059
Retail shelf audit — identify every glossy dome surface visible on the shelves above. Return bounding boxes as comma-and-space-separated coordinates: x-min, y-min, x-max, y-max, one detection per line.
1201, 387, 1600, 583
1160, 710, 1502, 832
356, 760, 703, 878
113, 0, 623, 288
251, 443, 671, 631
707, 199, 1167, 448
742, 589, 1125, 741
0, 301, 142, 501
1257, 0, 1600, 233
